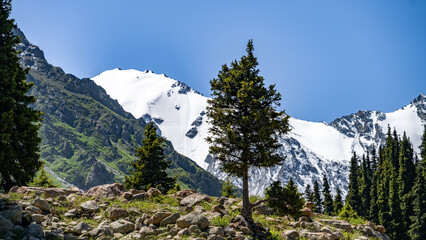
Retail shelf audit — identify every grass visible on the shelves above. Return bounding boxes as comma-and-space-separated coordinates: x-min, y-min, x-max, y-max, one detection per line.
210, 215, 232, 227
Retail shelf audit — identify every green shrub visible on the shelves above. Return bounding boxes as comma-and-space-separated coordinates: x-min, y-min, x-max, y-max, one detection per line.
265, 178, 305, 217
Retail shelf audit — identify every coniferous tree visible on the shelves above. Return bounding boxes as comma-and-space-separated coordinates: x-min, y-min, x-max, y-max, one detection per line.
421, 126, 426, 172
312, 180, 322, 213
408, 166, 426, 240
388, 170, 407, 240
322, 173, 334, 215
29, 162, 58, 188
377, 129, 393, 228
221, 177, 237, 198
346, 152, 361, 214
359, 154, 371, 218
206, 40, 290, 220
369, 146, 379, 223
305, 184, 314, 202
265, 178, 305, 217
333, 188, 343, 214
124, 122, 175, 193
0, 0, 43, 191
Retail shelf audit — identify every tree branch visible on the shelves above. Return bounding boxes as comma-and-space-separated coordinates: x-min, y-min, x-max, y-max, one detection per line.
250, 197, 277, 209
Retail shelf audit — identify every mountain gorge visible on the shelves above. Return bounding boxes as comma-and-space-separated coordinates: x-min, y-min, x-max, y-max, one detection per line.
14, 28, 222, 196
92, 68, 426, 197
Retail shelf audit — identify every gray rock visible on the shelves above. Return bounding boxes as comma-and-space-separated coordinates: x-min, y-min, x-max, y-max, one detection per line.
80, 200, 99, 212
73, 222, 92, 234
160, 212, 180, 226
28, 223, 44, 238
0, 215, 13, 235
208, 235, 225, 240
147, 211, 172, 225
26, 205, 42, 214
240, 226, 253, 235
64, 208, 78, 218
0, 203, 23, 225
31, 214, 47, 224
209, 226, 225, 237
109, 208, 128, 220
110, 219, 135, 234
212, 204, 227, 216
180, 194, 211, 207
176, 210, 209, 230
45, 231, 63, 240
139, 226, 154, 238
178, 228, 191, 236
33, 197, 51, 213
169, 226, 181, 236
132, 192, 149, 201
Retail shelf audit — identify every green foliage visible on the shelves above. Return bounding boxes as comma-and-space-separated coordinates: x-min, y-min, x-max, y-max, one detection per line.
221, 177, 237, 198
322, 174, 333, 215
29, 162, 58, 188
265, 178, 305, 217
304, 184, 314, 202
206, 40, 290, 219
408, 165, 426, 240
124, 122, 175, 193
333, 188, 343, 214
339, 203, 359, 220
210, 215, 232, 227
346, 152, 361, 215
167, 183, 181, 195
312, 180, 322, 213
0, 0, 43, 191
359, 154, 371, 218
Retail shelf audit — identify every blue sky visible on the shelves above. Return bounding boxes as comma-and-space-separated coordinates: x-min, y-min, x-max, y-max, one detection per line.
11, 0, 426, 122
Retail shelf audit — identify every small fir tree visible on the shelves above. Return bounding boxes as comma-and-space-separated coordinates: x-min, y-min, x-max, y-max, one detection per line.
221, 177, 237, 198
206, 40, 290, 219
124, 122, 175, 193
333, 188, 344, 214
312, 180, 322, 213
322, 173, 334, 215
305, 184, 314, 202
0, 0, 43, 191
29, 162, 58, 188
265, 178, 305, 217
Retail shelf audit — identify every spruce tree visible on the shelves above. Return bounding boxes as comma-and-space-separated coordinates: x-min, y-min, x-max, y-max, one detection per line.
305, 184, 314, 202
359, 154, 371, 218
312, 180, 322, 213
206, 40, 290, 220
421, 126, 426, 172
333, 188, 343, 214
322, 173, 334, 215
388, 171, 407, 240
346, 152, 361, 214
0, 0, 43, 191
29, 162, 58, 188
409, 166, 426, 239
124, 122, 175, 193
377, 129, 392, 228
221, 177, 237, 198
265, 178, 305, 217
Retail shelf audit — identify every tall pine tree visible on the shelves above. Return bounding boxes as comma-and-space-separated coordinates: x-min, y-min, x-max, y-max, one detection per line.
312, 180, 322, 213
322, 173, 334, 215
0, 0, 43, 191
206, 40, 290, 220
305, 184, 314, 202
333, 188, 343, 214
408, 165, 426, 240
346, 152, 361, 214
124, 122, 175, 193
359, 154, 371, 218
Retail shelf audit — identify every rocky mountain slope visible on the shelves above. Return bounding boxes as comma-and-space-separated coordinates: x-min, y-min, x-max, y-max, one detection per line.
92, 69, 425, 196
13, 28, 222, 196
1, 184, 390, 240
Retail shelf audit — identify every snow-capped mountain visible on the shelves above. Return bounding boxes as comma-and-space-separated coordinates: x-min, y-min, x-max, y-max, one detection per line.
92, 68, 425, 196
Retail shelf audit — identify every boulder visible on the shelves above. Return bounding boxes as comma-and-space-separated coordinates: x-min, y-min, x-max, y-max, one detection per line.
27, 223, 44, 238
180, 193, 212, 207
139, 226, 154, 238
33, 197, 51, 213
282, 230, 299, 240
80, 200, 99, 212
147, 188, 161, 197
176, 210, 209, 230
121, 192, 133, 200
160, 212, 180, 226
301, 207, 313, 217
174, 189, 197, 199
147, 211, 172, 225
305, 201, 314, 210
212, 204, 227, 216
31, 214, 47, 224
0, 203, 22, 224
10, 186, 82, 198
109, 208, 129, 221
64, 208, 78, 218
0, 215, 13, 235
241, 226, 253, 235
132, 192, 149, 201
110, 219, 135, 234
25, 205, 42, 215
376, 225, 386, 233
84, 183, 125, 198
178, 228, 191, 236
209, 226, 225, 237
73, 222, 92, 234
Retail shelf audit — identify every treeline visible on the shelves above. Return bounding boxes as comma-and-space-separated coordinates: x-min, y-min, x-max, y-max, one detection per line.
345, 126, 426, 240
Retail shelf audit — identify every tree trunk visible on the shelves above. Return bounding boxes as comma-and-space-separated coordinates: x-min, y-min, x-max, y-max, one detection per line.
241, 167, 252, 220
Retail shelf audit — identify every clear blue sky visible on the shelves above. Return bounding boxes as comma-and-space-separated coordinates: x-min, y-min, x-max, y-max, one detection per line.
11, 0, 426, 122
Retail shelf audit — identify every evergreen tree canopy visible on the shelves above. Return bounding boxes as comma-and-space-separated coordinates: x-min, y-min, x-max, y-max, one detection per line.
265, 178, 305, 217
305, 184, 314, 202
29, 162, 58, 188
312, 180, 322, 213
124, 122, 175, 193
333, 188, 343, 214
0, 0, 43, 191
206, 40, 290, 219
221, 177, 237, 198
346, 152, 361, 214
409, 166, 426, 240
322, 173, 334, 215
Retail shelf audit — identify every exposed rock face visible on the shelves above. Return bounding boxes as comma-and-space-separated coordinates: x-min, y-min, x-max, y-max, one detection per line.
9, 186, 82, 198
176, 210, 210, 230
84, 183, 125, 198
85, 162, 115, 189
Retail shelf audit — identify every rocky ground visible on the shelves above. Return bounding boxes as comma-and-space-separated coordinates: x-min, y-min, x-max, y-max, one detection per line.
0, 183, 389, 240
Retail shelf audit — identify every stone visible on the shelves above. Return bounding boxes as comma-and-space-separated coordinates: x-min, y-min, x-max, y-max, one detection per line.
169, 226, 181, 236
209, 226, 225, 237
0, 215, 13, 235
147, 188, 162, 197
240, 226, 253, 235
25, 205, 42, 214
109, 208, 128, 220
147, 211, 172, 225
176, 210, 209, 230
231, 215, 249, 228
28, 223, 44, 238
301, 207, 313, 217
178, 228, 191, 236
282, 230, 299, 240
180, 193, 212, 207
0, 203, 22, 224
121, 192, 133, 200
32, 197, 51, 213
98, 224, 114, 237
299, 216, 309, 222
208, 235, 225, 240
132, 192, 149, 201
66, 194, 78, 203
160, 212, 180, 226
10, 186, 82, 198
320, 227, 333, 234
174, 189, 197, 199
45, 231, 63, 240
73, 222, 92, 234
80, 200, 99, 212
110, 219, 135, 234
212, 204, 227, 215
31, 214, 47, 224
139, 226, 154, 238
64, 208, 78, 218
305, 201, 314, 210
84, 183, 125, 198
376, 225, 386, 233
364, 221, 375, 229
